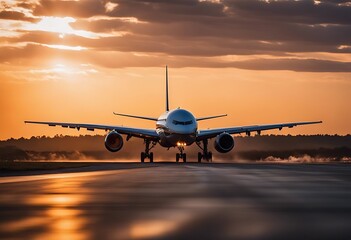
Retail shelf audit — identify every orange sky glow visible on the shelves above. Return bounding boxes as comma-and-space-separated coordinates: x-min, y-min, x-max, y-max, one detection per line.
0, 0, 350, 140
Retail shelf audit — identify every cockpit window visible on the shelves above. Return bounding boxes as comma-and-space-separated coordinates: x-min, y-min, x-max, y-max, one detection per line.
172, 120, 193, 125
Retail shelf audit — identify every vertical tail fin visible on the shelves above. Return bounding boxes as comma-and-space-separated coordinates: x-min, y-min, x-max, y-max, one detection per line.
166, 65, 169, 112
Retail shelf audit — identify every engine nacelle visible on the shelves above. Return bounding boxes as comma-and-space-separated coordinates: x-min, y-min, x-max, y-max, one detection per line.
105, 131, 124, 152
214, 133, 234, 153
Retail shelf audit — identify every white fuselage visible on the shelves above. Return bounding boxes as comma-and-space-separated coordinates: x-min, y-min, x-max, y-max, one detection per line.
156, 109, 198, 147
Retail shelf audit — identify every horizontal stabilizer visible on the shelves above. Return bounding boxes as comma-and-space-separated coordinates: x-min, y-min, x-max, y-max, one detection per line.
196, 114, 227, 121
113, 112, 158, 121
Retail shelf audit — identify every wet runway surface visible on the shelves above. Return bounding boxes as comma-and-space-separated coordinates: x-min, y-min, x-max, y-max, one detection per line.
1, 163, 351, 240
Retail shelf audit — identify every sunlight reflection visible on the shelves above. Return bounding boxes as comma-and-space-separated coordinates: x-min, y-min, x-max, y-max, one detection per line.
27, 193, 85, 206
127, 203, 199, 239
0, 217, 48, 232
26, 177, 89, 240
0, 176, 90, 240
38, 208, 87, 240
130, 220, 178, 239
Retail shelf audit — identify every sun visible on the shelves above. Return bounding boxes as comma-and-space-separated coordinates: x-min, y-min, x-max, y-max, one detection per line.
26, 16, 98, 39
35, 16, 75, 38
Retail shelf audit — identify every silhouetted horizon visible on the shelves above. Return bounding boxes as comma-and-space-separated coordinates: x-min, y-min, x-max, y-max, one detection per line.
1, 134, 350, 162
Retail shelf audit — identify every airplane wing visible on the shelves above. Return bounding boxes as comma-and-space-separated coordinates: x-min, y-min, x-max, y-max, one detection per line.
196, 121, 322, 141
24, 121, 159, 141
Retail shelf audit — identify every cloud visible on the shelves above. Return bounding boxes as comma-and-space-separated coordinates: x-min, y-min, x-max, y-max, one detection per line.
227, 58, 351, 72
225, 0, 351, 25
33, 0, 106, 18
0, 43, 350, 72
0, 0, 38, 21
0, 10, 35, 22
0, 0, 350, 71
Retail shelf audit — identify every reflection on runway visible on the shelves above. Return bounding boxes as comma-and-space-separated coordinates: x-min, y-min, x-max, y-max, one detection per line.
27, 178, 88, 240
1, 163, 351, 239
0, 174, 91, 240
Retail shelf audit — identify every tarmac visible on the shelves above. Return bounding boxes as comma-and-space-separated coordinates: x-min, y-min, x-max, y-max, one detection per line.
0, 162, 350, 239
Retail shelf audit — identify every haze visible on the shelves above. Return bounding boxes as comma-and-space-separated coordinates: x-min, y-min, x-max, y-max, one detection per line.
1, 0, 350, 140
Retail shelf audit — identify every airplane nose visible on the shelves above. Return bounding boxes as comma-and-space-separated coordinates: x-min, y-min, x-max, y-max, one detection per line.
166, 109, 197, 134
173, 123, 197, 134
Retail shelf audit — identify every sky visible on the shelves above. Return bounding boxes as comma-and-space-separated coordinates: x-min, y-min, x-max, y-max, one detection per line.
0, 0, 350, 140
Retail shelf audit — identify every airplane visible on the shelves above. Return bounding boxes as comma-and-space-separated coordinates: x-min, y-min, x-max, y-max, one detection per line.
25, 66, 322, 163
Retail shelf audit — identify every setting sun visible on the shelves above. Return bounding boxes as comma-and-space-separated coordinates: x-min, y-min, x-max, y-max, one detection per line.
23, 16, 99, 39
34, 16, 75, 37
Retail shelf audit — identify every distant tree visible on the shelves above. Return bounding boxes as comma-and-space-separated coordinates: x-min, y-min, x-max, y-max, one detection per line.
0, 146, 28, 161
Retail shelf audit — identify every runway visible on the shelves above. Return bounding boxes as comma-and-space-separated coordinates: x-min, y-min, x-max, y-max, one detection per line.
1, 163, 351, 240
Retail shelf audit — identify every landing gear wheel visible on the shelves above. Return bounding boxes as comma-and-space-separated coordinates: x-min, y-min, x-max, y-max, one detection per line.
208, 151, 212, 162
198, 152, 202, 163
176, 145, 187, 163
176, 152, 187, 162
196, 139, 213, 163
149, 152, 154, 163
141, 152, 145, 163
141, 140, 156, 163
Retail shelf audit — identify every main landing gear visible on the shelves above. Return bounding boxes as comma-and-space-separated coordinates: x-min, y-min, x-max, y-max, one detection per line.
141, 140, 156, 163
196, 139, 212, 163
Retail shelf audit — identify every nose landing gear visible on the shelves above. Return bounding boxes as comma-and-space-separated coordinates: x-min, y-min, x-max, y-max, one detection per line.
176, 147, 187, 162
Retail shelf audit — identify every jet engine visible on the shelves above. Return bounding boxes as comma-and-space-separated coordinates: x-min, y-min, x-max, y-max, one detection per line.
105, 130, 124, 152
214, 133, 234, 153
